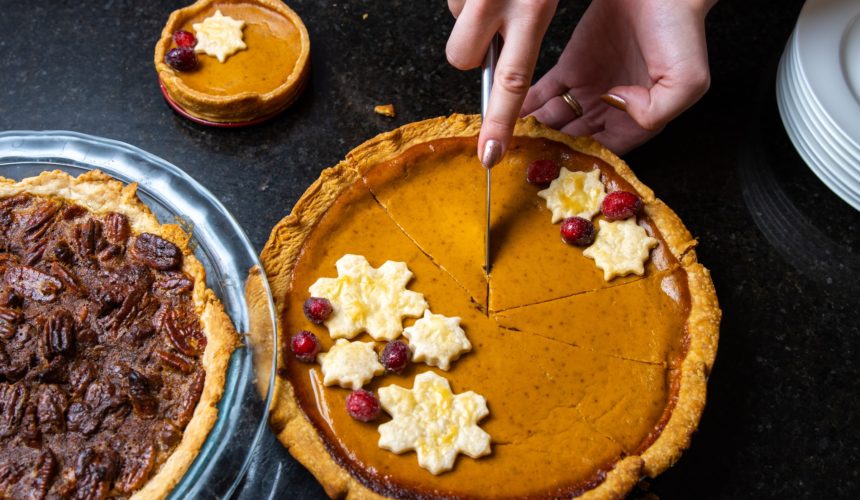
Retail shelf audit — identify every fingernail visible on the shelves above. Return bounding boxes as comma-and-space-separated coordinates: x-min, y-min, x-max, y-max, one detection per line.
482, 140, 502, 169
601, 94, 627, 112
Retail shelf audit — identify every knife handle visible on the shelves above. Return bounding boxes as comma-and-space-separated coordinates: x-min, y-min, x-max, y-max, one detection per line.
481, 34, 501, 119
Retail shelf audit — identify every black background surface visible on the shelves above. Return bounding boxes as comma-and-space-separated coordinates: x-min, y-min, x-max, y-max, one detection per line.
1, 0, 858, 498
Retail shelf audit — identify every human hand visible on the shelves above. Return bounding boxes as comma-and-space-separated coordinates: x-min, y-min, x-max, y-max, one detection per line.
446, 0, 559, 167
522, 0, 715, 155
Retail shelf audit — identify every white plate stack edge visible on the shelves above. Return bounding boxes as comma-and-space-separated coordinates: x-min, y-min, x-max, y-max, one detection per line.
777, 0, 860, 211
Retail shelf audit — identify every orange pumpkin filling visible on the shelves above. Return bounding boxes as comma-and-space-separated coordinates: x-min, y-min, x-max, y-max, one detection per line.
278, 135, 693, 497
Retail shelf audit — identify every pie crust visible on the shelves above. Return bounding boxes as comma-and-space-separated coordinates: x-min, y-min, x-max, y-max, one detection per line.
0, 170, 239, 499
261, 114, 720, 498
154, 0, 310, 123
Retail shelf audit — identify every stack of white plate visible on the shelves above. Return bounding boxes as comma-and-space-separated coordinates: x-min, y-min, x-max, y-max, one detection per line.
777, 0, 860, 211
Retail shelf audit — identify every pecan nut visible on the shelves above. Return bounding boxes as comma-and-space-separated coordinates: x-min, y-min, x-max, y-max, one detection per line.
22, 201, 60, 242
115, 444, 155, 493
153, 271, 194, 295
155, 349, 193, 374
72, 448, 118, 500
0, 383, 27, 437
160, 308, 207, 357
37, 386, 68, 434
0, 306, 20, 338
4, 265, 62, 302
102, 212, 130, 244
71, 218, 104, 258
42, 309, 76, 359
128, 370, 158, 418
31, 449, 57, 499
130, 233, 181, 271
172, 370, 204, 427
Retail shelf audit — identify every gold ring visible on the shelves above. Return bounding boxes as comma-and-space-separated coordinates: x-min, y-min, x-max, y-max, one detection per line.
561, 91, 583, 117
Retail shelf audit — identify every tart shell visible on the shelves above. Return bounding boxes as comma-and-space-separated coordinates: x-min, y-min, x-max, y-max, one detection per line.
261, 114, 721, 499
0, 170, 240, 499
154, 0, 311, 124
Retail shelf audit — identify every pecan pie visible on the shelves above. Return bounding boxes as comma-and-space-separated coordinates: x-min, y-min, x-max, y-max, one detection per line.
261, 115, 720, 498
0, 170, 237, 499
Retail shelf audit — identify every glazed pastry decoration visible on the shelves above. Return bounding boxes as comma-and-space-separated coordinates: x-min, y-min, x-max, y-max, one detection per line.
193, 10, 247, 62
537, 168, 606, 222
308, 254, 427, 340
378, 372, 491, 475
584, 219, 659, 280
403, 310, 471, 370
317, 339, 384, 389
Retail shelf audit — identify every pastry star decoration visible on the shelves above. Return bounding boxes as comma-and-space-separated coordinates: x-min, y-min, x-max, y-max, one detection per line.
537, 168, 606, 223
583, 219, 659, 280
378, 372, 491, 475
318, 339, 384, 389
193, 10, 247, 63
403, 311, 471, 370
309, 254, 427, 341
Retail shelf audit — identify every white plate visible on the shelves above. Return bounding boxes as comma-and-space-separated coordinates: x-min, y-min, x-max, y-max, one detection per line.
779, 92, 860, 210
779, 68, 860, 204
785, 37, 860, 185
788, 33, 860, 163
794, 0, 860, 150
778, 49, 860, 209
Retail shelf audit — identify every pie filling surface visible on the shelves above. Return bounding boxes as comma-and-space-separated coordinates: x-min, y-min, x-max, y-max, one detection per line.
280, 134, 695, 497
173, 2, 303, 96
0, 191, 212, 498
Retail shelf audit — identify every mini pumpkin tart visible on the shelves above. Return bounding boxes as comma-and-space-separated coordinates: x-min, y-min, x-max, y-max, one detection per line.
261, 114, 720, 499
154, 0, 310, 124
0, 170, 238, 499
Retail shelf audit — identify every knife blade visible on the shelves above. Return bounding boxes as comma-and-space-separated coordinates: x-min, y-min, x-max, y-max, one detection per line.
482, 34, 500, 273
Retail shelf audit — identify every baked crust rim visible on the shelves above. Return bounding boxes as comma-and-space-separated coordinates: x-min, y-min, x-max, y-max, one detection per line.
154, 0, 311, 123
260, 114, 721, 499
0, 170, 239, 499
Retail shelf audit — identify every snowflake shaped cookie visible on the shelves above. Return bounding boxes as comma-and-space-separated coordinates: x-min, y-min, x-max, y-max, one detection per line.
403, 311, 471, 370
583, 219, 659, 280
193, 10, 247, 63
537, 168, 606, 223
378, 372, 491, 475
317, 339, 384, 389
309, 254, 427, 341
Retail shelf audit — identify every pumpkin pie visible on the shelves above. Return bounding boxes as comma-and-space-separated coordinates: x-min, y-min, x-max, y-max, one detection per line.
154, 0, 310, 124
0, 170, 238, 498
261, 114, 720, 498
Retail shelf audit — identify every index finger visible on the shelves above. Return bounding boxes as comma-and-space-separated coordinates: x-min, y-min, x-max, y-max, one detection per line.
478, 17, 551, 167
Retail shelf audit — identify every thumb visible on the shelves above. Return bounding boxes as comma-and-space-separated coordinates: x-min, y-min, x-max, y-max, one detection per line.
604, 73, 709, 132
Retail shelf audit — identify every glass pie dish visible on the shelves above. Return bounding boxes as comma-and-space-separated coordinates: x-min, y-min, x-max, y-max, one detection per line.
0, 131, 278, 498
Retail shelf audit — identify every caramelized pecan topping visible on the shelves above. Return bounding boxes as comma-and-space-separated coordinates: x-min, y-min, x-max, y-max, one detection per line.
0, 193, 207, 498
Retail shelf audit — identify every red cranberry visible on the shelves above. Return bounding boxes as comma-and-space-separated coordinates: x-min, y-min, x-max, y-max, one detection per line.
173, 30, 197, 48
303, 297, 333, 325
165, 47, 198, 72
526, 159, 561, 186
290, 331, 320, 362
346, 389, 381, 422
560, 217, 596, 246
380, 340, 411, 374
601, 191, 643, 221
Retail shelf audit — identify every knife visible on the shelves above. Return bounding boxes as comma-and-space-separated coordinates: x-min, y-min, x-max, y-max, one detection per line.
482, 34, 500, 273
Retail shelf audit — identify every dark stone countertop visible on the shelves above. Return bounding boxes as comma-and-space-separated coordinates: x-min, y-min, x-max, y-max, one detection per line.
1, 0, 858, 498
